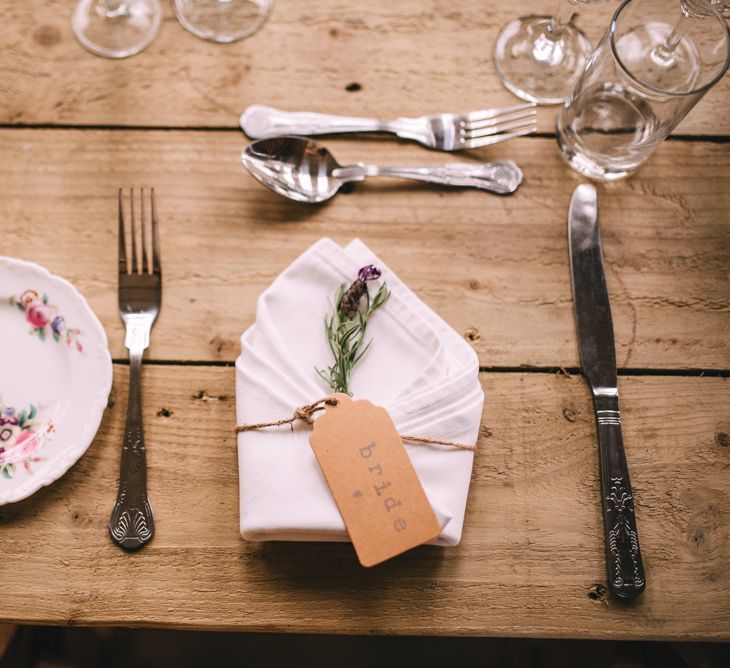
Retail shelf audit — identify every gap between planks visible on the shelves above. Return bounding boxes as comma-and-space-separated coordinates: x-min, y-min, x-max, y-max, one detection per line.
0, 123, 729, 144
109, 359, 730, 377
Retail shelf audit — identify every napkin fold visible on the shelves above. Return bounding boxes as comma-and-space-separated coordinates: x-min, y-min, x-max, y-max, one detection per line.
236, 238, 484, 546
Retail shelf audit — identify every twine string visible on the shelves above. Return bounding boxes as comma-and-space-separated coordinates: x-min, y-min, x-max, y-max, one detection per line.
234, 397, 338, 432
234, 397, 477, 451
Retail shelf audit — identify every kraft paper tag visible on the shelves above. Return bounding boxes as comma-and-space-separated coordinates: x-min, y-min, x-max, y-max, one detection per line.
309, 394, 441, 567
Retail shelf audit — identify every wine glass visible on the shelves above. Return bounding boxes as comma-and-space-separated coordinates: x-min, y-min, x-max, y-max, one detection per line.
701, 0, 730, 16
653, 0, 730, 68
72, 0, 161, 59
493, 0, 605, 105
557, 0, 729, 180
175, 0, 273, 43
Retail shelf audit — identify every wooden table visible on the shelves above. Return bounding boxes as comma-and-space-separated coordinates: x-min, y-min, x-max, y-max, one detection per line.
1, 0, 728, 641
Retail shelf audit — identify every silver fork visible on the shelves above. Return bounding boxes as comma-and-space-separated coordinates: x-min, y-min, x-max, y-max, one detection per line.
240, 103, 537, 151
109, 188, 161, 551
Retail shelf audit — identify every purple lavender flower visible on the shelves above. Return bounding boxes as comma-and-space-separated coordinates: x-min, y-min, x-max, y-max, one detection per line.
51, 315, 65, 335
3, 407, 15, 417
339, 265, 383, 316
358, 265, 381, 282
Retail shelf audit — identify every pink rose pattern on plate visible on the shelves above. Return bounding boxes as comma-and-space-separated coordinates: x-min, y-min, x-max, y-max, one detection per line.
0, 401, 53, 479
11, 288, 83, 351
1, 287, 76, 480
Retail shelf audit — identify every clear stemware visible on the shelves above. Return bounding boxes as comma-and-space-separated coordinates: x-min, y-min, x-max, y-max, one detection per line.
557, 0, 730, 180
653, 0, 730, 68
494, 0, 605, 105
175, 0, 273, 43
72, 0, 161, 59
704, 0, 730, 16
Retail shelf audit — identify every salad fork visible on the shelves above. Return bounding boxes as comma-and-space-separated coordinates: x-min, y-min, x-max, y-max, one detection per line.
109, 188, 161, 551
240, 103, 537, 151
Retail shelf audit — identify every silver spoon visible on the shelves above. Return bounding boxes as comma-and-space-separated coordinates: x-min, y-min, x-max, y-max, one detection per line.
241, 136, 523, 203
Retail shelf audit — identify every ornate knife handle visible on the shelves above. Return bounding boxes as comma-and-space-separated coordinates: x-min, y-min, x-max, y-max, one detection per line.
109, 353, 154, 550
594, 394, 645, 599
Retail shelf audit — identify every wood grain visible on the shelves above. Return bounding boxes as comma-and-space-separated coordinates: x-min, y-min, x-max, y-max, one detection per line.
1, 1, 728, 134
1, 129, 728, 369
2, 0, 729, 642
1, 366, 728, 638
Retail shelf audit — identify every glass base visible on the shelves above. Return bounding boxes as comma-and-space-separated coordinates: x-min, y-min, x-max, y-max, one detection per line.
494, 16, 593, 105
175, 0, 272, 43
72, 0, 161, 59
556, 129, 638, 181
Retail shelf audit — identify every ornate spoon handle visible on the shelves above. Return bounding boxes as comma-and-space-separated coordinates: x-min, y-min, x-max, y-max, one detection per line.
334, 160, 524, 195
109, 352, 154, 550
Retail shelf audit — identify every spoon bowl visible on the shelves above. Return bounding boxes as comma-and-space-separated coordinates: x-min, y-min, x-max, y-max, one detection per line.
242, 137, 343, 203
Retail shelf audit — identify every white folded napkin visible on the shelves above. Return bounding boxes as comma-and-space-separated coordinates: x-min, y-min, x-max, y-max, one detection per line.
236, 238, 484, 546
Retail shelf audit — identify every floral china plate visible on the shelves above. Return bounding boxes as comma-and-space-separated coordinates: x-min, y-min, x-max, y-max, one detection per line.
0, 257, 112, 505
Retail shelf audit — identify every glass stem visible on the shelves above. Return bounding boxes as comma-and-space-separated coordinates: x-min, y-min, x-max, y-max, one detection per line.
548, 0, 575, 39
97, 0, 129, 18
652, 13, 691, 64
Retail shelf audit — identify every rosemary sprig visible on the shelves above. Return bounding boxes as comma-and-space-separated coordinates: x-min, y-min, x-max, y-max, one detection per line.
316, 265, 390, 396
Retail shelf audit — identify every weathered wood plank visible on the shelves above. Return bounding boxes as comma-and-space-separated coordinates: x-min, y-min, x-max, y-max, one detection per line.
1, 129, 728, 368
1, 1, 728, 134
0, 366, 728, 638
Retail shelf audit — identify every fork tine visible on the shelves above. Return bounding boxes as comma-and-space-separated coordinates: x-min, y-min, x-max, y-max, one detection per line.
130, 188, 138, 273
462, 125, 537, 150
463, 102, 536, 124
118, 188, 127, 275
151, 188, 161, 276
141, 187, 149, 274
464, 118, 537, 141
463, 108, 537, 132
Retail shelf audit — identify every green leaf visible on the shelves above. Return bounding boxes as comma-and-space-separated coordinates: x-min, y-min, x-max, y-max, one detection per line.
42, 293, 48, 304
52, 332, 60, 343
319, 274, 390, 396
1, 464, 13, 479
28, 405, 37, 420
16, 302, 25, 312
37, 328, 46, 341
18, 409, 27, 427
353, 340, 373, 365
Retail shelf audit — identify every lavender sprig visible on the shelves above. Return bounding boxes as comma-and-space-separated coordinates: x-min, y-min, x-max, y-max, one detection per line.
316, 265, 390, 396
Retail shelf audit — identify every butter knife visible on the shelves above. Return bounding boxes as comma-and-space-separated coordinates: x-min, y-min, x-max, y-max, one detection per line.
568, 184, 645, 600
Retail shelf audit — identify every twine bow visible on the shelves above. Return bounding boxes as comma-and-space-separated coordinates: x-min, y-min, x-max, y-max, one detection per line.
234, 398, 339, 432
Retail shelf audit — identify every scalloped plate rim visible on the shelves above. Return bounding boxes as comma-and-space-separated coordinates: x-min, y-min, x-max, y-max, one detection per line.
0, 256, 113, 505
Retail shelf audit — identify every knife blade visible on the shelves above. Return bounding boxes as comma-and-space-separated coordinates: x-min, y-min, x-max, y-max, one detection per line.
568, 184, 645, 600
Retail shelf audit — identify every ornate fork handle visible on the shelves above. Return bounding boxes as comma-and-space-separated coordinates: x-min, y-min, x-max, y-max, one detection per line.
109, 349, 154, 550
595, 394, 645, 599
334, 160, 524, 195
241, 104, 389, 137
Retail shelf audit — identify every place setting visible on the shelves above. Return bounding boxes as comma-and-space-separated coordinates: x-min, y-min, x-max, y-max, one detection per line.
225, 0, 722, 603
2, 0, 729, 634
0, 183, 649, 594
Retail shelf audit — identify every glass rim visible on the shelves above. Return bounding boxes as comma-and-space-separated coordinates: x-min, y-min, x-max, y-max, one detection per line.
609, 0, 730, 98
